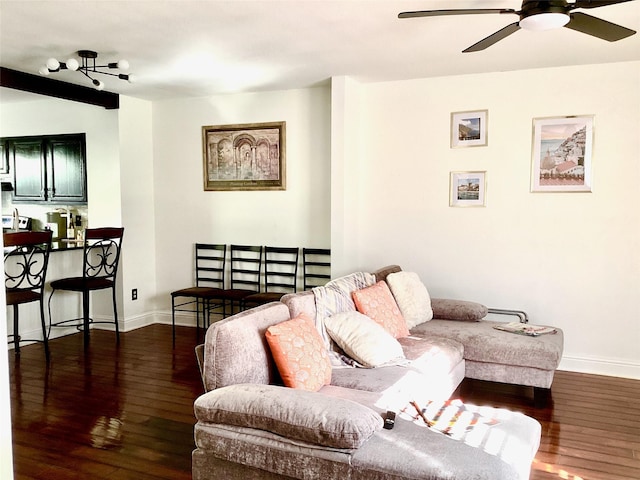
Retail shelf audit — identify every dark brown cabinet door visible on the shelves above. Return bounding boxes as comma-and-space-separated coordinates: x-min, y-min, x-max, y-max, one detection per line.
6, 133, 87, 204
10, 138, 46, 202
0, 140, 8, 174
47, 134, 87, 203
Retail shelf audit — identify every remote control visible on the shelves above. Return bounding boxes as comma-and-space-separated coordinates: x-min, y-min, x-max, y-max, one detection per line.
383, 411, 396, 430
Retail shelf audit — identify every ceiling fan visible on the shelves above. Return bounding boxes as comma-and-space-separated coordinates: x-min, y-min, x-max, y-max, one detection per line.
398, 0, 637, 52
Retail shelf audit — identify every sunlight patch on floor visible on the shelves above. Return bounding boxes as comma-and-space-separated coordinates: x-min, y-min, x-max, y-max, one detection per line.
532, 459, 584, 480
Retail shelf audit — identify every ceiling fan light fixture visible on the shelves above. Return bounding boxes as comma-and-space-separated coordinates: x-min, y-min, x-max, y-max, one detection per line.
520, 12, 570, 31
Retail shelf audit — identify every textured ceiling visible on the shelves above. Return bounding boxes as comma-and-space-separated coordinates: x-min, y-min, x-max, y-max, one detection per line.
0, 0, 639, 102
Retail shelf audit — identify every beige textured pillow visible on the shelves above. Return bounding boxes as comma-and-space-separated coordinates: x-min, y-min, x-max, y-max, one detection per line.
386, 271, 433, 329
194, 383, 383, 449
324, 311, 405, 367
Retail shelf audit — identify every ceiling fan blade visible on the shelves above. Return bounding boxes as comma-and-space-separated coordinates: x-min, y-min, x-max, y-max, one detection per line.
398, 9, 516, 19
463, 22, 521, 52
565, 12, 636, 41
571, 0, 635, 9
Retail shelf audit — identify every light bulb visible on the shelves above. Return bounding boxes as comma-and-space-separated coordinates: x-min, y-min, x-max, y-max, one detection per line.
117, 59, 129, 70
38, 66, 50, 76
126, 74, 136, 83
519, 13, 570, 31
92, 79, 105, 91
46, 58, 60, 70
66, 58, 79, 71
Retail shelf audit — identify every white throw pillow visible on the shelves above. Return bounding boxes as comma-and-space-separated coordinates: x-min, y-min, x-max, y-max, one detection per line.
324, 311, 405, 368
386, 271, 433, 329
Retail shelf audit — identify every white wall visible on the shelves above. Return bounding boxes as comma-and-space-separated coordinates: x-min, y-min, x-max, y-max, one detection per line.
118, 96, 157, 326
332, 61, 640, 378
331, 76, 364, 278
152, 86, 331, 321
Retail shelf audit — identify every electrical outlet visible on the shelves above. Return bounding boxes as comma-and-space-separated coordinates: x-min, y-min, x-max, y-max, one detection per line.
132, 288, 138, 301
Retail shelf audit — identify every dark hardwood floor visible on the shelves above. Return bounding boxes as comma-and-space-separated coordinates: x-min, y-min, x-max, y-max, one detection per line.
9, 324, 204, 480
7, 324, 640, 480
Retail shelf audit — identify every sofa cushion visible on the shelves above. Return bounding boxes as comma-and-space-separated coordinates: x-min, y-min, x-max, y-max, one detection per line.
386, 271, 434, 329
266, 313, 332, 391
352, 281, 410, 338
194, 383, 383, 449
324, 311, 405, 368
431, 298, 488, 321
203, 302, 291, 392
330, 335, 466, 405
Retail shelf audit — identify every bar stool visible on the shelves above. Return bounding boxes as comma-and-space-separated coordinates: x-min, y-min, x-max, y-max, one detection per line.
48, 227, 124, 347
4, 230, 53, 359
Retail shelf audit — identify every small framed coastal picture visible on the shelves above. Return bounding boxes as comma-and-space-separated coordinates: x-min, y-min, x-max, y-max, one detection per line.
450, 171, 486, 207
530, 115, 593, 193
450, 110, 488, 148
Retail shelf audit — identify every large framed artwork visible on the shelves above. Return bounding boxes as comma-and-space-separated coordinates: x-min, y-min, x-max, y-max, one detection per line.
530, 115, 593, 193
450, 110, 488, 148
449, 171, 486, 207
202, 121, 286, 191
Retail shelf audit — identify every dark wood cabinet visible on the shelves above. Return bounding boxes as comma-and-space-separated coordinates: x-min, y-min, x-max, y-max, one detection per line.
0, 141, 8, 174
9, 137, 45, 202
4, 133, 87, 204
47, 135, 87, 203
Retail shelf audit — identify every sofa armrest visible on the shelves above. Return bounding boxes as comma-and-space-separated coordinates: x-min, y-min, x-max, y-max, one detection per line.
431, 298, 488, 321
195, 383, 383, 449
487, 307, 529, 323
372, 265, 402, 283
195, 344, 206, 391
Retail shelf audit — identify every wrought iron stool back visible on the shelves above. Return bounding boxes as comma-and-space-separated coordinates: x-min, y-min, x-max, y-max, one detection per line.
48, 227, 124, 347
4, 230, 53, 358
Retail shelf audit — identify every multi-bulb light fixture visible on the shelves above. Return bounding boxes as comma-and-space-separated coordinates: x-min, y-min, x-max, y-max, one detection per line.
39, 50, 135, 91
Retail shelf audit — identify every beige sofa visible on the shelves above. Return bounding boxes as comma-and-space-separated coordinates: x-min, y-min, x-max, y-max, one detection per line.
284, 265, 564, 406
192, 266, 563, 480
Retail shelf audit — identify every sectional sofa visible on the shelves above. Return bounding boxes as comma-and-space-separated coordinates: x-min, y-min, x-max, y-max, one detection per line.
192, 266, 564, 479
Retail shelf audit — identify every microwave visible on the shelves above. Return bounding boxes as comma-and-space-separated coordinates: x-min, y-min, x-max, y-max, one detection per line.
2, 215, 32, 231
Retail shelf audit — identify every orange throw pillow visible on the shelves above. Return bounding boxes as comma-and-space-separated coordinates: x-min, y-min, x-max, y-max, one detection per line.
266, 313, 332, 392
352, 281, 410, 338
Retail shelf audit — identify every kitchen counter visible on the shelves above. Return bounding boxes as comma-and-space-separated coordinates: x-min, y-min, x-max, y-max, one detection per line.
4, 240, 83, 254
51, 239, 84, 251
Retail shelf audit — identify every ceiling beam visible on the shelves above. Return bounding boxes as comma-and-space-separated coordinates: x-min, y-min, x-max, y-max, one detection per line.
0, 67, 119, 110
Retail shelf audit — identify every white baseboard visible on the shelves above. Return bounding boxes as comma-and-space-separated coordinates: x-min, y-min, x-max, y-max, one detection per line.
154, 310, 225, 328
559, 355, 640, 380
